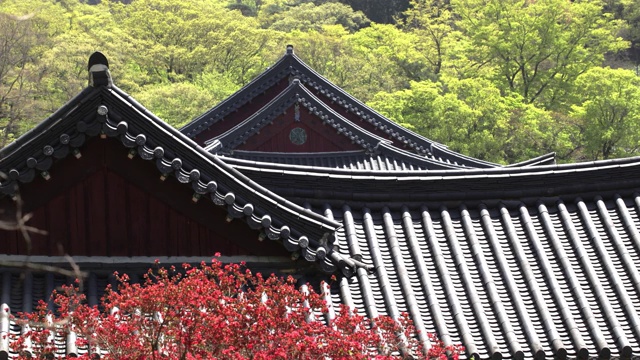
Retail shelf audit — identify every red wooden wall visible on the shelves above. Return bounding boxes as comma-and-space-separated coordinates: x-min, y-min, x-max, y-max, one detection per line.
0, 139, 289, 258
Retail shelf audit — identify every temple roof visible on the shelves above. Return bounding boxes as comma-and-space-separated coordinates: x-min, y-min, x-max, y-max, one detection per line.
2, 52, 640, 359
223, 149, 439, 171
181, 45, 510, 169
0, 53, 353, 275
228, 155, 640, 204
205, 79, 464, 170
224, 157, 640, 359
317, 194, 640, 360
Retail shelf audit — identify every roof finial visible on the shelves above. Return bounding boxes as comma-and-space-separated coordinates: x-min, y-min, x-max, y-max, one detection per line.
286, 44, 294, 55
88, 52, 112, 87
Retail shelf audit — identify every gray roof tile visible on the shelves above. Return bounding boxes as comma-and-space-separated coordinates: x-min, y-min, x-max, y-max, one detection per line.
310, 194, 640, 359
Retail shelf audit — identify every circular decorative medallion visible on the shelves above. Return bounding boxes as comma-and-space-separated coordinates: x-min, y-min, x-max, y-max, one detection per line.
289, 127, 307, 145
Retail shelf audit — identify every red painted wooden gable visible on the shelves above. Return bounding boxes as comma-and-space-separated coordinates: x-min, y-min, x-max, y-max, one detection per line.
192, 80, 290, 145
0, 139, 289, 258
191, 78, 405, 153
238, 106, 362, 153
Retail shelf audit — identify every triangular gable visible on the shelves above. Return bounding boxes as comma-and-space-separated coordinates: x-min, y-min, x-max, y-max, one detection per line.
0, 138, 291, 258
205, 79, 376, 154
0, 53, 359, 275
205, 79, 462, 170
181, 45, 504, 169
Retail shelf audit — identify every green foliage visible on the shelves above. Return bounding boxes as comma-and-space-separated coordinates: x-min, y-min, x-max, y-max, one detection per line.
370, 77, 571, 163
0, 8, 52, 147
401, 0, 454, 77
606, 0, 640, 66
571, 67, 640, 159
108, 0, 273, 85
341, 0, 410, 24
452, 0, 628, 110
260, 2, 370, 32
133, 82, 223, 128
1, 0, 639, 164
350, 23, 431, 84
284, 26, 362, 90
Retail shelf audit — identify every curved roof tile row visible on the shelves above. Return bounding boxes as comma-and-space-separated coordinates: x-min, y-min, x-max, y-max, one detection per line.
228, 156, 640, 206
225, 149, 436, 171
319, 195, 640, 359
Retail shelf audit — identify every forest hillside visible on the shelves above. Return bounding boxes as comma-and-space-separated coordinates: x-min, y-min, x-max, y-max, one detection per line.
1, 0, 639, 164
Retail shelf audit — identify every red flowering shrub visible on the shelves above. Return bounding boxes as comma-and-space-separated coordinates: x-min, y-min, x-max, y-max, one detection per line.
10, 258, 463, 359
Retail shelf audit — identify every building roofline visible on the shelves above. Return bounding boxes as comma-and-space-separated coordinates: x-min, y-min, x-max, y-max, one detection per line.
181, 46, 502, 169
205, 79, 389, 155
206, 80, 463, 170
506, 152, 556, 167
0, 55, 361, 275
227, 155, 640, 203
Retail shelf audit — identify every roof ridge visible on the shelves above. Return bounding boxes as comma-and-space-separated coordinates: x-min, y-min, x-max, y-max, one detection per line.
180, 49, 294, 137
228, 155, 640, 203
231, 149, 368, 157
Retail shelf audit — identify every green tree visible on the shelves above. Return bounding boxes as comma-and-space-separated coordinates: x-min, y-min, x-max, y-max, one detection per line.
571, 67, 640, 159
133, 71, 238, 128
452, 0, 628, 110
340, 0, 410, 24
0, 0, 72, 147
401, 0, 454, 77
605, 0, 640, 68
259, 2, 369, 32
350, 23, 431, 83
0, 13, 45, 147
285, 26, 362, 89
370, 77, 571, 163
109, 0, 272, 85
